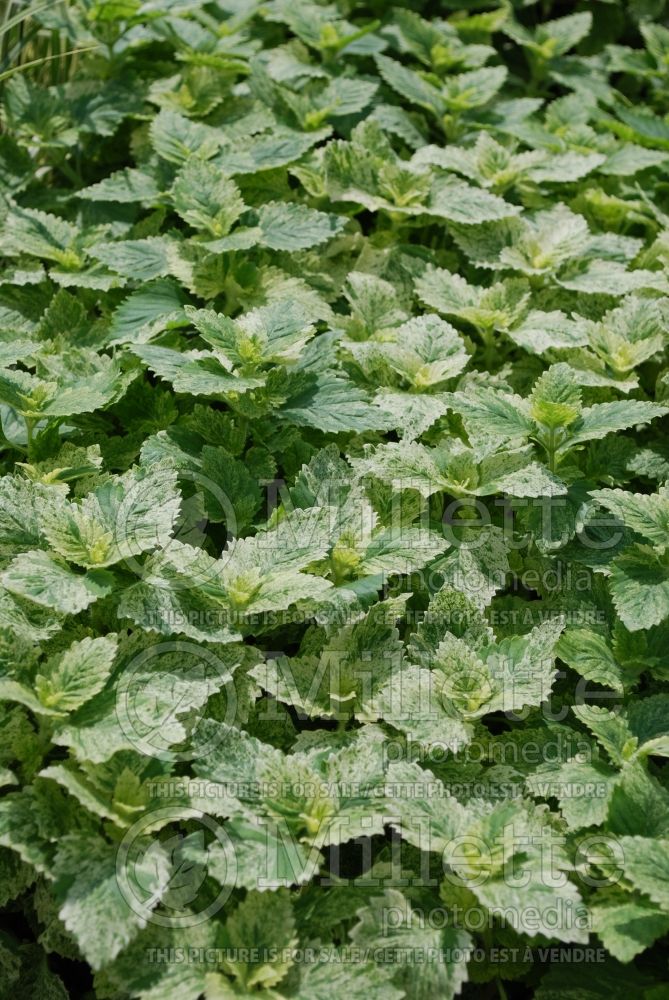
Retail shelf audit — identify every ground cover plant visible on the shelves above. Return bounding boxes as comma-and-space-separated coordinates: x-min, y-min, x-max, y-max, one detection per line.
1, 0, 669, 996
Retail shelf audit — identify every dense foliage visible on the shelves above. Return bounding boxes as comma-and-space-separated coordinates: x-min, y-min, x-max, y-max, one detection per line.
1, 0, 669, 997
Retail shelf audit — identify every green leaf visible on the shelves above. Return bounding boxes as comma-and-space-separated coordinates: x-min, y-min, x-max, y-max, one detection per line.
186, 300, 315, 368
448, 388, 534, 453
52, 833, 170, 970
34, 634, 118, 713
108, 279, 190, 346
90, 237, 178, 281
557, 628, 626, 692
0, 475, 55, 558
218, 891, 297, 990
280, 375, 390, 433
590, 488, 669, 547
78, 168, 161, 204
40, 463, 181, 568
351, 889, 471, 1000
150, 110, 222, 164
608, 545, 669, 631
428, 176, 520, 224
375, 54, 445, 116
171, 159, 245, 238
0, 204, 80, 265
569, 401, 667, 446
616, 837, 669, 911
206, 201, 346, 253
1, 551, 114, 615
442, 66, 506, 111
216, 126, 331, 175
591, 892, 669, 962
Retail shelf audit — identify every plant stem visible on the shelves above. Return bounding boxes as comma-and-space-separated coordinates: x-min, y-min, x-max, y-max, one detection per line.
546, 427, 556, 473
25, 418, 34, 462
58, 156, 84, 187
